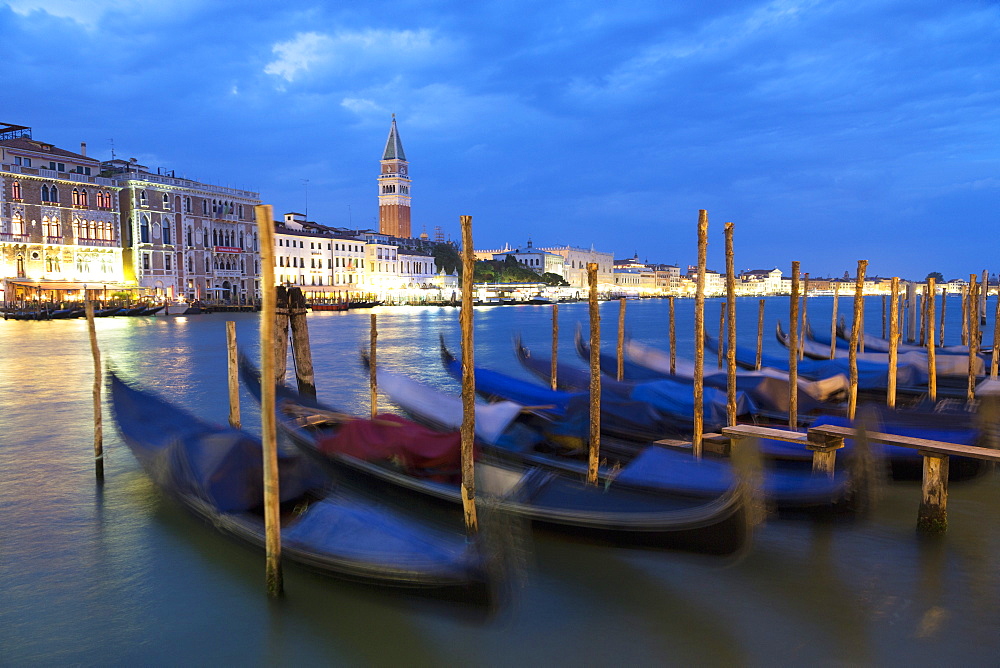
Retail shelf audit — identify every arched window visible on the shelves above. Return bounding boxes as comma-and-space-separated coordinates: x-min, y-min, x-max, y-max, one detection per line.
140, 215, 150, 243
11, 213, 24, 235
185, 197, 192, 213
41, 185, 49, 201
11, 181, 21, 199
80, 189, 88, 207
72, 189, 80, 206
162, 219, 171, 244
140, 190, 148, 206
163, 193, 170, 209
50, 186, 59, 203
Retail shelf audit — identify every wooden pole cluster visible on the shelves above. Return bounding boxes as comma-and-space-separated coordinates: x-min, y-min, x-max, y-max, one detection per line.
693, 211, 708, 458
85, 300, 104, 482
551, 304, 559, 390
848, 260, 868, 420
274, 286, 290, 383
226, 321, 241, 428
967, 274, 980, 403
254, 203, 282, 597
370, 314, 378, 418
927, 278, 937, 403
459, 215, 479, 534
756, 299, 765, 370
788, 261, 800, 429
288, 287, 316, 399
668, 296, 676, 375
887, 278, 899, 408
724, 222, 737, 427
617, 298, 626, 381
587, 262, 602, 483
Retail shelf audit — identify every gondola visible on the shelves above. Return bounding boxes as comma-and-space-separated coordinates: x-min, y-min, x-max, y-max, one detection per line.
574, 329, 847, 418
434, 340, 856, 512
240, 355, 752, 555
109, 371, 496, 604
140, 305, 165, 316
513, 335, 756, 437
834, 318, 991, 356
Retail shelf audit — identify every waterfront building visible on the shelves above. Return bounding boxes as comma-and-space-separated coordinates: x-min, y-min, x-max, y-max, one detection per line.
490, 240, 566, 277
739, 268, 785, 295
685, 265, 726, 297
378, 116, 411, 239
102, 158, 262, 303
612, 254, 658, 295
534, 245, 614, 289
0, 124, 126, 303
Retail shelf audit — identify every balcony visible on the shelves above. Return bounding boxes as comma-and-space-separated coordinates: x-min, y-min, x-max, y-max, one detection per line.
77, 238, 117, 247
214, 269, 243, 277
0, 232, 29, 243
45, 236, 64, 245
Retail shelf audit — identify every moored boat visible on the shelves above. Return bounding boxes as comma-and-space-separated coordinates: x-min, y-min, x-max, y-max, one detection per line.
109, 371, 497, 604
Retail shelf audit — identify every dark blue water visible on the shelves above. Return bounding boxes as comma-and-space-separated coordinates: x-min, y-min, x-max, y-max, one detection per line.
3, 298, 1000, 665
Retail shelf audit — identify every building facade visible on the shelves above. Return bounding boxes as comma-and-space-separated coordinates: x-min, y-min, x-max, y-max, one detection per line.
103, 159, 262, 303
0, 125, 126, 303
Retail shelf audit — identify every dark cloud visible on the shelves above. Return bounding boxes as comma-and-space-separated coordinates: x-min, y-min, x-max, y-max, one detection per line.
3, 0, 997, 279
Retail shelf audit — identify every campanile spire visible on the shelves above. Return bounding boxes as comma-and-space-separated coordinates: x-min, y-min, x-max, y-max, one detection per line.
378, 115, 411, 238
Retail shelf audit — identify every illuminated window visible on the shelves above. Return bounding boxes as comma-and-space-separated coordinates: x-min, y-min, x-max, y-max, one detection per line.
12, 181, 21, 199
80, 189, 88, 207
72, 189, 80, 206
11, 213, 24, 235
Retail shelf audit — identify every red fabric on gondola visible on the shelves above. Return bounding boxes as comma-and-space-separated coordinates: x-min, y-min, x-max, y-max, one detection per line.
315, 414, 464, 477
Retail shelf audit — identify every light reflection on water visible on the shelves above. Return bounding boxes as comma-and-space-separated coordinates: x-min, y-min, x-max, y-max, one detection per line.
2, 301, 1000, 665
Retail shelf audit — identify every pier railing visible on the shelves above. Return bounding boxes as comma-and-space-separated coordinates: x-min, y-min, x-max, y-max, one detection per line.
718, 422, 1000, 532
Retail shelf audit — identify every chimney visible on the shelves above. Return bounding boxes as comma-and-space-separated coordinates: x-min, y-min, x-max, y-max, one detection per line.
80, 141, 87, 157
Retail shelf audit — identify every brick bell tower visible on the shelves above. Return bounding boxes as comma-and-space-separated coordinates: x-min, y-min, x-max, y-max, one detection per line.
378, 115, 411, 238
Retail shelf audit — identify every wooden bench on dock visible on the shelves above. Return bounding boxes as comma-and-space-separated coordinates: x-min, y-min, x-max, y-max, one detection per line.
720, 423, 1000, 533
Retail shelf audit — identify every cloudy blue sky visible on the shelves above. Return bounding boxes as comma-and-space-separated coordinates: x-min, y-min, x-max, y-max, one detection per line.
2, 0, 996, 280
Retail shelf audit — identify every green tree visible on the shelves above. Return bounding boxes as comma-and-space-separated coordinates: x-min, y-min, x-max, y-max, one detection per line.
926, 271, 945, 282
432, 242, 461, 275
540, 272, 569, 287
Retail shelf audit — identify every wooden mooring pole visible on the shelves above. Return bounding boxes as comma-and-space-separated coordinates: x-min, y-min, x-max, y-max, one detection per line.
887, 278, 899, 409
788, 261, 800, 429
693, 210, 708, 458
255, 203, 282, 597
918, 455, 949, 533
992, 291, 1000, 378
717, 303, 725, 370
459, 215, 479, 533
906, 281, 917, 343
940, 289, 947, 347
756, 299, 765, 370
848, 260, 868, 420
800, 273, 809, 360
668, 296, 676, 375
85, 300, 104, 483
288, 287, 316, 399
968, 274, 980, 403
724, 222, 737, 426
927, 277, 937, 403
587, 262, 602, 482
551, 304, 559, 390
881, 293, 886, 340
832, 283, 840, 360
370, 314, 378, 418
226, 321, 241, 428
961, 286, 969, 346
617, 298, 626, 381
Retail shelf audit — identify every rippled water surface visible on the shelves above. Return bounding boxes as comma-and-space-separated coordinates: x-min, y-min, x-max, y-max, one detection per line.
3, 298, 1000, 665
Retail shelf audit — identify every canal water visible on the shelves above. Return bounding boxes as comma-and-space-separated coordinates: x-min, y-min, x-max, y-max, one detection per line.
3, 297, 1000, 666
